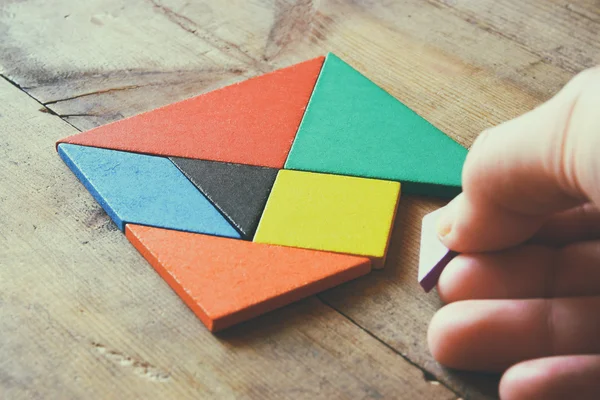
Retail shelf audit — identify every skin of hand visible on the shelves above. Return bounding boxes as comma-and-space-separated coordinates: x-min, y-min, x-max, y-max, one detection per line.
427, 66, 600, 399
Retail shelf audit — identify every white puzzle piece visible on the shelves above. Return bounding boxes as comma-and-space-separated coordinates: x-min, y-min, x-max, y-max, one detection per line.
418, 208, 458, 292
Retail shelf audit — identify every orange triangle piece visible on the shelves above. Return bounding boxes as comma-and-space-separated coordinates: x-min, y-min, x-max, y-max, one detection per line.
58, 57, 325, 168
126, 224, 371, 332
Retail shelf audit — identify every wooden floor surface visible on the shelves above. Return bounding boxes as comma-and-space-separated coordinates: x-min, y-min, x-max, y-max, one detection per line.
1, 1, 599, 398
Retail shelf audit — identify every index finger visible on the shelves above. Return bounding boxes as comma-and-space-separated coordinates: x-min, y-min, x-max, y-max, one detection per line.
438, 67, 600, 253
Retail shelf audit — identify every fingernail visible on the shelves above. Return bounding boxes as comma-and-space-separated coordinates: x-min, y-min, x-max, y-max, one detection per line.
436, 205, 454, 238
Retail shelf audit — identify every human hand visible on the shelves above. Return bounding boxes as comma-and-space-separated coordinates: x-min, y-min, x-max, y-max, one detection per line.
427, 67, 600, 399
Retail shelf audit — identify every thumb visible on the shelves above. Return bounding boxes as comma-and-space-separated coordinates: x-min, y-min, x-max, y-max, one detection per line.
438, 67, 600, 253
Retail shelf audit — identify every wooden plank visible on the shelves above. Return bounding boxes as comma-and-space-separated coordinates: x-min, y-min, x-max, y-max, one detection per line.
1, 0, 599, 398
0, 0, 574, 136
2, 0, 598, 135
429, 0, 600, 75
343, 0, 599, 97
0, 78, 455, 399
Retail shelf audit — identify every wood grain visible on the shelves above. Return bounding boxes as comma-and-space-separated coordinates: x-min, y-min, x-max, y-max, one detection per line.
1, 0, 599, 398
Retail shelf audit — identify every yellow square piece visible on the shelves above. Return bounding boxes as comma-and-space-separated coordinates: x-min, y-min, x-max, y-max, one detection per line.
254, 170, 401, 268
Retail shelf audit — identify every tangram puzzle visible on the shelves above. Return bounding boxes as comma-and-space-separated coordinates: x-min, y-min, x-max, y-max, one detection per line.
57, 53, 467, 332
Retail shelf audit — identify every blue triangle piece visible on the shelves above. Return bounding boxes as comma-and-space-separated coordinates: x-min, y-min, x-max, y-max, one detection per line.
58, 144, 240, 238
285, 53, 468, 197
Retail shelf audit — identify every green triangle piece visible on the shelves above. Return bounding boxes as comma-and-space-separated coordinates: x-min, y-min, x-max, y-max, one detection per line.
284, 53, 468, 197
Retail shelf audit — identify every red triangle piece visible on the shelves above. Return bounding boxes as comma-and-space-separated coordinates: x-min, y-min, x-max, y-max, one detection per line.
58, 56, 325, 168
125, 224, 371, 332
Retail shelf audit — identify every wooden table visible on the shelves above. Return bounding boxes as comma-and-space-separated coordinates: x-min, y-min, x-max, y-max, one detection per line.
2, 1, 598, 398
